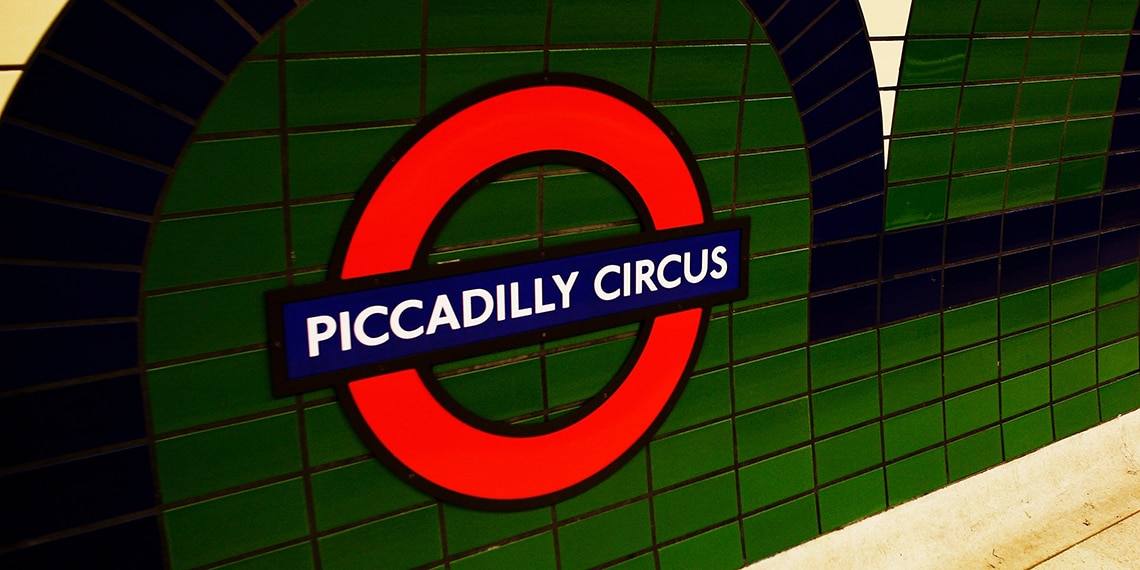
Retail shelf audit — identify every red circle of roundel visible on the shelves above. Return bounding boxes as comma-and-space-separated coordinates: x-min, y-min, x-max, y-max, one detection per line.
338, 75, 709, 507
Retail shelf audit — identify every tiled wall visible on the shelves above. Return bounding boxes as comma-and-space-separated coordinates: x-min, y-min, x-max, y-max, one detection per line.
2, 1, 1140, 569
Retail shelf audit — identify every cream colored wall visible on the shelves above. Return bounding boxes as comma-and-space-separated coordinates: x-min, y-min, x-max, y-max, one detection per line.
0, 0, 69, 110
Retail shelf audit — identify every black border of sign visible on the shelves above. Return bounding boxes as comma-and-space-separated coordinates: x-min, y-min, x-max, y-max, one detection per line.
265, 72, 746, 510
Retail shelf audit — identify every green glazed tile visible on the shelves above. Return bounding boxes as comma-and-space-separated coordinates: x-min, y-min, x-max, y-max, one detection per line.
948, 170, 1005, 218
947, 426, 1002, 481
886, 447, 946, 506
452, 533, 555, 570
146, 208, 286, 290
215, 543, 312, 570
885, 179, 948, 230
558, 501, 652, 570
809, 330, 878, 389
653, 45, 747, 101
959, 83, 1018, 128
946, 384, 1000, 438
148, 349, 290, 434
974, 0, 1036, 32
659, 370, 731, 434
656, 0, 754, 41
1087, 1, 1139, 30
439, 358, 543, 421
1002, 407, 1054, 459
163, 137, 281, 213
695, 316, 730, 371
966, 37, 1028, 82
944, 300, 998, 350
543, 170, 637, 231
659, 101, 741, 155
1063, 116, 1113, 158
165, 479, 309, 570
738, 446, 813, 510
556, 451, 647, 519
1098, 300, 1139, 344
733, 347, 809, 410
550, 0, 656, 44
818, 468, 886, 532
1001, 368, 1051, 418
737, 199, 810, 253
286, 55, 419, 127
1000, 326, 1050, 377
1000, 286, 1050, 335
607, 554, 655, 570
1053, 390, 1100, 439
815, 423, 882, 484
1054, 352, 1097, 399
444, 504, 548, 554
880, 315, 941, 370
1016, 79, 1072, 122
882, 357, 942, 414
744, 248, 809, 307
198, 60, 278, 134
1005, 163, 1058, 208
735, 397, 811, 461
1011, 122, 1064, 165
1099, 374, 1140, 419
884, 403, 944, 460
286, 0, 420, 52
320, 506, 441, 570
952, 127, 1011, 174
732, 299, 808, 360
737, 149, 811, 203
304, 402, 368, 467
651, 420, 734, 487
426, 51, 544, 113
746, 44, 792, 96
1099, 262, 1139, 306
1034, 0, 1091, 33
1098, 338, 1140, 382
288, 125, 411, 199
434, 178, 538, 248
907, 0, 976, 35
658, 523, 743, 570
700, 155, 735, 209
887, 133, 953, 183
740, 97, 805, 150
652, 472, 737, 542
548, 48, 652, 99
892, 86, 960, 134
249, 31, 278, 56
144, 277, 285, 363
1052, 273, 1096, 319
546, 337, 636, 408
311, 459, 430, 531
812, 376, 880, 437
1057, 156, 1106, 198
944, 341, 999, 394
1024, 37, 1081, 78
290, 199, 351, 268
1069, 76, 1121, 116
742, 495, 819, 562
899, 39, 969, 85
426, 0, 545, 47
1077, 35, 1130, 74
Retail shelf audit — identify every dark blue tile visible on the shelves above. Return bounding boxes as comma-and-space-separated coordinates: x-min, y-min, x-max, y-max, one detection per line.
745, 0, 785, 21
809, 284, 878, 340
1054, 196, 1102, 239
946, 215, 1001, 263
882, 271, 942, 323
1003, 205, 1053, 250
944, 258, 999, 307
883, 225, 943, 276
1105, 150, 1140, 190
0, 376, 145, 468
1119, 75, 1140, 112
0, 265, 139, 325
808, 111, 882, 172
0, 323, 137, 391
1112, 113, 1140, 151
1099, 226, 1140, 267
763, 0, 836, 46
226, 0, 296, 34
1103, 189, 1140, 229
0, 196, 148, 265
1000, 246, 1051, 293
812, 154, 884, 208
4, 56, 192, 165
118, 0, 256, 74
0, 517, 163, 570
47, 0, 222, 117
802, 72, 880, 142
778, 0, 863, 80
1052, 236, 1098, 280
0, 124, 165, 215
0, 446, 154, 544
792, 37, 875, 110
812, 195, 883, 243
1125, 34, 1140, 73
810, 237, 879, 290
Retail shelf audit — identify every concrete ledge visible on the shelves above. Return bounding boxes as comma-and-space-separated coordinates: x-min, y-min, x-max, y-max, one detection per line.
749, 409, 1140, 569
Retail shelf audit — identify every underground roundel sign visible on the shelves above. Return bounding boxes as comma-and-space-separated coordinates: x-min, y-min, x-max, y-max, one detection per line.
266, 74, 750, 510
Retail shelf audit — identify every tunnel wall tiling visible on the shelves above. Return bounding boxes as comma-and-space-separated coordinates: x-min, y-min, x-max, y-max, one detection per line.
2, 1, 1140, 568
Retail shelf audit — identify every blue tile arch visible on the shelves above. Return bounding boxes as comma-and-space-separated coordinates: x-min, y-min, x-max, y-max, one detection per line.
0, 0, 299, 564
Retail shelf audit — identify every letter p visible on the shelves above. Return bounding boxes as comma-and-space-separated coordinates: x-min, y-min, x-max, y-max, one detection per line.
307, 315, 337, 357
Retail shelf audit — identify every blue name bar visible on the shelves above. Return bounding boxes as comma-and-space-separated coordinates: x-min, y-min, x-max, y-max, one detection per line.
269, 221, 747, 392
